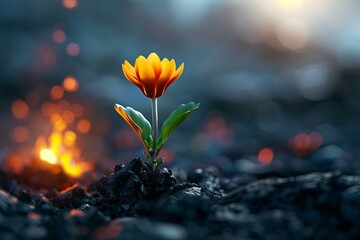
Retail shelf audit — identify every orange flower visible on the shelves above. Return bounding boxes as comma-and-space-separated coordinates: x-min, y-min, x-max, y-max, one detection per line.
122, 53, 184, 98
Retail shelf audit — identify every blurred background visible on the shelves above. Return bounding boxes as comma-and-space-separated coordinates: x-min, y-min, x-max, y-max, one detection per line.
1, 0, 360, 179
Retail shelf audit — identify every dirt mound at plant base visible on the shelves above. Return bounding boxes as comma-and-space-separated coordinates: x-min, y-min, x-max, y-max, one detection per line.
0, 160, 360, 239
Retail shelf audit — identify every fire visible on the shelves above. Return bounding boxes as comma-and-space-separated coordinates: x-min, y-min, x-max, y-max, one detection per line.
39, 149, 58, 164
35, 116, 93, 178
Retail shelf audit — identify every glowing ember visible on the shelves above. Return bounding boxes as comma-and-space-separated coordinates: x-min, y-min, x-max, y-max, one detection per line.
69, 209, 85, 217
28, 212, 41, 220
35, 113, 93, 178
64, 131, 77, 147
39, 149, 58, 165
8, 83, 94, 179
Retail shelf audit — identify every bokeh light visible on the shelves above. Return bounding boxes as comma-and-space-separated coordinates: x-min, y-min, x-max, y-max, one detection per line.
63, 0, 77, 9
276, 19, 309, 50
11, 100, 30, 119
77, 119, 91, 134
52, 29, 66, 43
258, 147, 274, 164
66, 43, 80, 56
62, 76, 79, 92
11, 126, 30, 143
50, 86, 64, 101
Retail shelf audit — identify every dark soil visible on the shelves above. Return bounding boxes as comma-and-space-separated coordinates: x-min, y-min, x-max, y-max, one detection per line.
1, 158, 360, 240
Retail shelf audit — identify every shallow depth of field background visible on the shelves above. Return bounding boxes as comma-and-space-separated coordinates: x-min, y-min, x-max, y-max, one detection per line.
1, 0, 360, 176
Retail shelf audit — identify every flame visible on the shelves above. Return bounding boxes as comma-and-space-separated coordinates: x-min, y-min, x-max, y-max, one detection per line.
39, 149, 58, 164
35, 115, 93, 178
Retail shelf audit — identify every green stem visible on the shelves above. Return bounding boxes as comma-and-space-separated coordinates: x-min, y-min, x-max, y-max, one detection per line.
151, 98, 158, 168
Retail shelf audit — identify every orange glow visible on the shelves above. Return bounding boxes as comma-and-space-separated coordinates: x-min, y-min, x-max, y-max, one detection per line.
63, 76, 79, 92
35, 113, 93, 178
39, 149, 58, 164
77, 119, 91, 134
54, 119, 67, 132
70, 104, 84, 118
64, 131, 77, 147
62, 111, 75, 123
3, 154, 23, 174
69, 209, 85, 217
53, 30, 66, 43
11, 126, 30, 143
258, 147, 274, 164
11, 100, 30, 119
41, 102, 57, 117
50, 85, 64, 101
60, 152, 86, 177
56, 100, 71, 113
28, 212, 41, 220
25, 91, 40, 106
66, 43, 80, 56
63, 0, 77, 9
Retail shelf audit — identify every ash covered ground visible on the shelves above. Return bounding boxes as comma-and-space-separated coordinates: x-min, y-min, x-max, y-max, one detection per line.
1, 157, 360, 240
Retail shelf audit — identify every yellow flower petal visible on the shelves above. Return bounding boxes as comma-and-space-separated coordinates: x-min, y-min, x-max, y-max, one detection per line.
138, 57, 156, 98
122, 63, 148, 96
122, 63, 137, 81
170, 62, 184, 81
147, 53, 162, 78
122, 53, 183, 98
159, 59, 175, 81
135, 56, 146, 79
161, 58, 170, 69
156, 59, 176, 97
163, 62, 184, 94
124, 60, 135, 73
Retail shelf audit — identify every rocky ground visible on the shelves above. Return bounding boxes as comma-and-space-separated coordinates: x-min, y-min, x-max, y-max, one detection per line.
0, 158, 360, 240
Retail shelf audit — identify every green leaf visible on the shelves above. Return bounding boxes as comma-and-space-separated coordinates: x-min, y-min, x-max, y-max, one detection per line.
156, 102, 200, 153
114, 104, 153, 150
